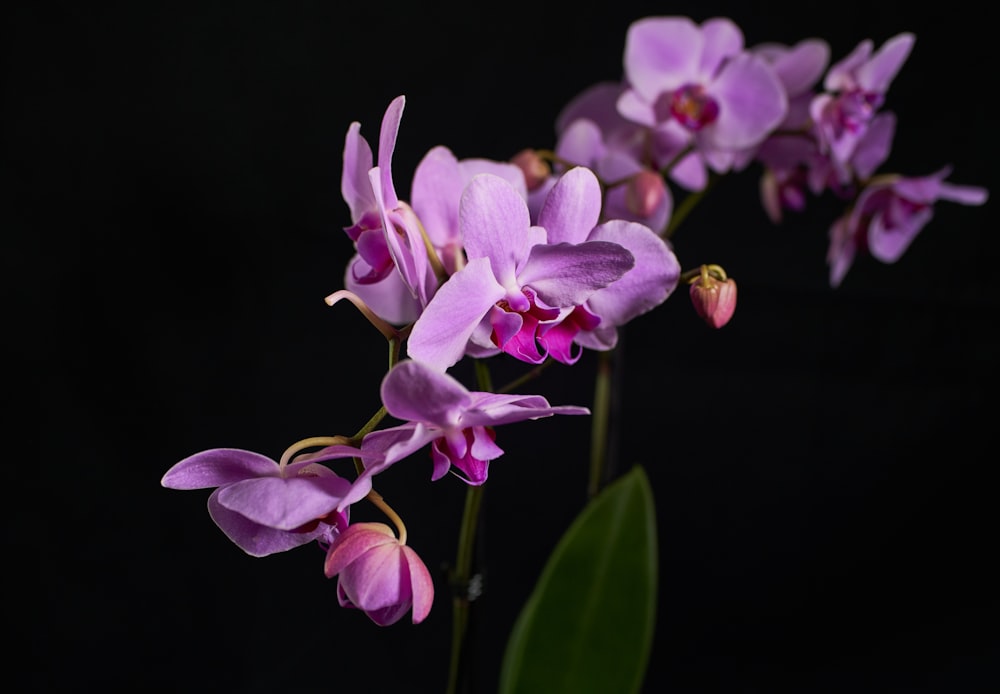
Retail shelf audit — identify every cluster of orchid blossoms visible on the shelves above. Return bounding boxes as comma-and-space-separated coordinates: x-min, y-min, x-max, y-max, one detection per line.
162, 15, 987, 627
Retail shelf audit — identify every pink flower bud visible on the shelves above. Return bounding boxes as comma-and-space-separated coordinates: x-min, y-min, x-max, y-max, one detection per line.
511, 148, 551, 191
324, 522, 434, 626
625, 169, 667, 218
689, 274, 737, 328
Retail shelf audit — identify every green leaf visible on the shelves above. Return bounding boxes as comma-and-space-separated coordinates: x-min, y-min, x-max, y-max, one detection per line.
499, 465, 658, 694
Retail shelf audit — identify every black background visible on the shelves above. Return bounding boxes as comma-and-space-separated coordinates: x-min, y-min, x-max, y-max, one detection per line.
7, 1, 998, 692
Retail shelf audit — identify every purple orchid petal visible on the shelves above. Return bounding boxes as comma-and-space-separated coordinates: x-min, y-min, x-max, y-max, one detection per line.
867, 199, 933, 263
758, 39, 830, 97
207, 489, 322, 557
857, 33, 915, 93
556, 81, 629, 136
161, 448, 278, 490
342, 122, 376, 222
344, 259, 421, 326
324, 522, 396, 576
585, 219, 680, 326
707, 53, 787, 149
410, 145, 464, 249
851, 112, 896, 180
216, 474, 351, 531
458, 158, 528, 199
517, 241, 634, 308
376, 95, 406, 208
381, 360, 473, 425
623, 16, 702, 102
698, 17, 743, 77
536, 166, 603, 245
555, 119, 606, 169
461, 396, 589, 427
825, 39, 874, 91
461, 174, 535, 292
407, 256, 506, 372
404, 545, 434, 624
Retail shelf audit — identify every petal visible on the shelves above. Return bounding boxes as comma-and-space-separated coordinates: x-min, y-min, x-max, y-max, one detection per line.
407, 256, 505, 372
207, 489, 319, 557
410, 146, 464, 248
556, 81, 629, 135
376, 95, 406, 207
536, 166, 603, 245
857, 33, 915, 93
766, 39, 830, 97
623, 16, 701, 101
585, 220, 681, 326
382, 359, 472, 425
344, 258, 421, 326
554, 118, 605, 168
698, 17, 744, 78
217, 475, 350, 530
403, 546, 435, 624
161, 448, 278, 490
462, 392, 589, 427
517, 241, 635, 308
341, 122, 376, 222
707, 53, 787, 149
324, 522, 397, 577
461, 173, 534, 288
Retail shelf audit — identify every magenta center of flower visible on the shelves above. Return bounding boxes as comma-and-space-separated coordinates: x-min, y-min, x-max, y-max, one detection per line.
668, 84, 720, 130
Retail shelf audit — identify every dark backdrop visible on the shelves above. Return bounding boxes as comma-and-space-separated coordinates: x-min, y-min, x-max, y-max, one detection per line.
7, 1, 998, 692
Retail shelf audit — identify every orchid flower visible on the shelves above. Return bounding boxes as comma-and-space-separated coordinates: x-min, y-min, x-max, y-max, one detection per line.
341, 95, 433, 324
324, 522, 434, 626
827, 167, 988, 287
810, 33, 914, 175
341, 359, 589, 490
407, 170, 635, 371
616, 16, 788, 187
161, 445, 362, 557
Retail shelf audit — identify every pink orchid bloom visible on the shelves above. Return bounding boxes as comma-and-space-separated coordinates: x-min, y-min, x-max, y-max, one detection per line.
161, 445, 362, 557
810, 33, 914, 173
616, 16, 788, 186
324, 522, 435, 626
341, 95, 432, 324
827, 167, 988, 287
406, 169, 635, 371
344, 359, 589, 489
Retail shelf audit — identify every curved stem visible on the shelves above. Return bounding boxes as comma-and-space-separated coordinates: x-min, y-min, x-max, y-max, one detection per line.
366, 489, 407, 545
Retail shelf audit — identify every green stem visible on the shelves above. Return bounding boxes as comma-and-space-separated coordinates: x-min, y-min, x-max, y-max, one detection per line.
662, 172, 721, 239
588, 349, 613, 499
446, 483, 485, 694
445, 358, 493, 694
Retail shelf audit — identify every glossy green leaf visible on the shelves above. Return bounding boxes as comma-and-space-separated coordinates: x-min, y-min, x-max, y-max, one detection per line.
499, 465, 658, 694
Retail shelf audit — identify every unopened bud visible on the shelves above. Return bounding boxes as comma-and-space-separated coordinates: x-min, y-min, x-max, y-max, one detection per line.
511, 149, 551, 191
689, 267, 737, 328
625, 169, 667, 218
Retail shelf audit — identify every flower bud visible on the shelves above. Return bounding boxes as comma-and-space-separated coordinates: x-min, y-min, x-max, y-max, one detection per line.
625, 169, 667, 218
324, 522, 434, 626
511, 148, 551, 191
689, 272, 737, 328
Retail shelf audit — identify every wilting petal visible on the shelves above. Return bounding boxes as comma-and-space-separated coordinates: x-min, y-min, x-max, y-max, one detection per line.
857, 33, 915, 93
376, 95, 406, 208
